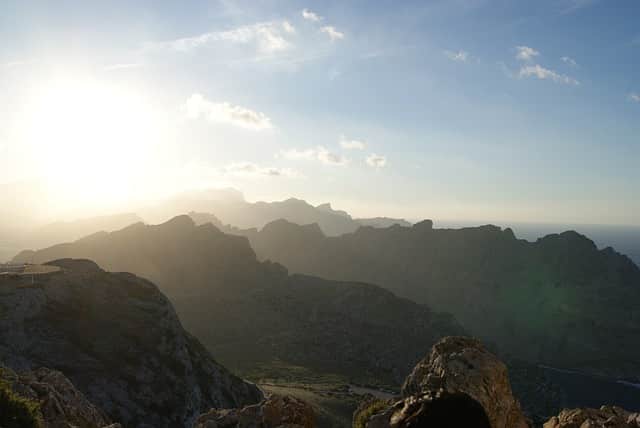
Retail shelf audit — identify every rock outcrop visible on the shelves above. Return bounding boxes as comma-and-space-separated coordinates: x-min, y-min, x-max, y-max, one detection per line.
401, 336, 529, 428
1, 364, 114, 428
0, 258, 262, 427
543, 406, 640, 428
195, 394, 315, 428
355, 336, 529, 428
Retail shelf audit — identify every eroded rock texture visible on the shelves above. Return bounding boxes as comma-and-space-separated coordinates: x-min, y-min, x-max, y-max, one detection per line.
196, 394, 315, 428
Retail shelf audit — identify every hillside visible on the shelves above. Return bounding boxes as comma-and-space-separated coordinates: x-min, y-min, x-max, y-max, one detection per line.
233, 219, 640, 379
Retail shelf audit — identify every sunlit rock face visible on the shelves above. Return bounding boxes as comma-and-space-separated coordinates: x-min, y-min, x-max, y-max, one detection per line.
354, 336, 529, 428
0, 258, 262, 428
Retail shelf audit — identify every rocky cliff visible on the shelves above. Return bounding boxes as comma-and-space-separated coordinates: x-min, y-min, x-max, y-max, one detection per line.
0, 258, 262, 427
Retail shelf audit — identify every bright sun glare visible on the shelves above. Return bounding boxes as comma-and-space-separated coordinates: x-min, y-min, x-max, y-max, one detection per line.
19, 77, 156, 211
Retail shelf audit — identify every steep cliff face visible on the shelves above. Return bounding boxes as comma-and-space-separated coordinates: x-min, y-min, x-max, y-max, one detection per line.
0, 259, 262, 427
13, 217, 464, 385
233, 220, 640, 378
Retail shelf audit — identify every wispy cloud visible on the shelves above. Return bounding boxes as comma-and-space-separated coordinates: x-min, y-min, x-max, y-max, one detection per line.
280, 146, 349, 166
628, 93, 640, 103
321, 26, 345, 41
444, 50, 469, 62
104, 63, 142, 71
560, 0, 597, 14
560, 56, 578, 67
519, 64, 579, 85
302, 8, 323, 22
183, 93, 273, 130
515, 46, 539, 62
150, 21, 294, 55
317, 146, 349, 165
223, 162, 301, 178
340, 136, 366, 150
366, 153, 387, 168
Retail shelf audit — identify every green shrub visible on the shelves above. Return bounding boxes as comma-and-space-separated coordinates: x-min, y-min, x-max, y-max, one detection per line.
0, 375, 41, 428
353, 399, 388, 428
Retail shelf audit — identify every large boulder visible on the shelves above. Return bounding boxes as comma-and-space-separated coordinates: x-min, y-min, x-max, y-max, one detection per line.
402, 336, 528, 428
195, 394, 315, 428
355, 336, 529, 428
543, 406, 640, 428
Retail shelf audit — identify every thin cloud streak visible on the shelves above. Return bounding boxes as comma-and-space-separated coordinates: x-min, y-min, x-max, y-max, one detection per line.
519, 64, 579, 85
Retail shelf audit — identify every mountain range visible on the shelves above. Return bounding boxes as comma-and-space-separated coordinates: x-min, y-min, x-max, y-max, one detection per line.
227, 218, 640, 380
13, 216, 463, 385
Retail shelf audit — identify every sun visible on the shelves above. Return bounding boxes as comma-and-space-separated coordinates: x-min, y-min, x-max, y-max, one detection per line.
19, 76, 156, 211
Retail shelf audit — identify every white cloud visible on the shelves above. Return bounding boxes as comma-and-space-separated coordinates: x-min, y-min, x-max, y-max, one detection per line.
366, 153, 387, 168
444, 50, 469, 62
282, 21, 296, 34
561, 56, 578, 67
321, 26, 345, 41
302, 8, 322, 22
183, 93, 273, 130
154, 21, 293, 55
223, 162, 300, 178
515, 46, 539, 62
340, 136, 366, 150
317, 146, 348, 165
280, 146, 348, 166
628, 93, 640, 103
104, 63, 142, 71
519, 64, 579, 85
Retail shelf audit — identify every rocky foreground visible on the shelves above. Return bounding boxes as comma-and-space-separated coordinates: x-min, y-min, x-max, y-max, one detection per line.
353, 336, 640, 428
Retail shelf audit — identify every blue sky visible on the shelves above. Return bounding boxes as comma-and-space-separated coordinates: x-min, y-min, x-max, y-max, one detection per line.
1, 0, 639, 225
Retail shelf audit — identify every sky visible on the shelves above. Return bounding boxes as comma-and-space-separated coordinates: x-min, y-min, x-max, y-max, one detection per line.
1, 0, 639, 226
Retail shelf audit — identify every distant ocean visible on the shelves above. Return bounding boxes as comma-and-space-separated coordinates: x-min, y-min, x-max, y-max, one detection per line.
434, 221, 640, 266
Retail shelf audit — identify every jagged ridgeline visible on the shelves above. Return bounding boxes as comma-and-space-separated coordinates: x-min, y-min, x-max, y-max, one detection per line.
0, 259, 262, 427
13, 216, 464, 384
233, 219, 640, 379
